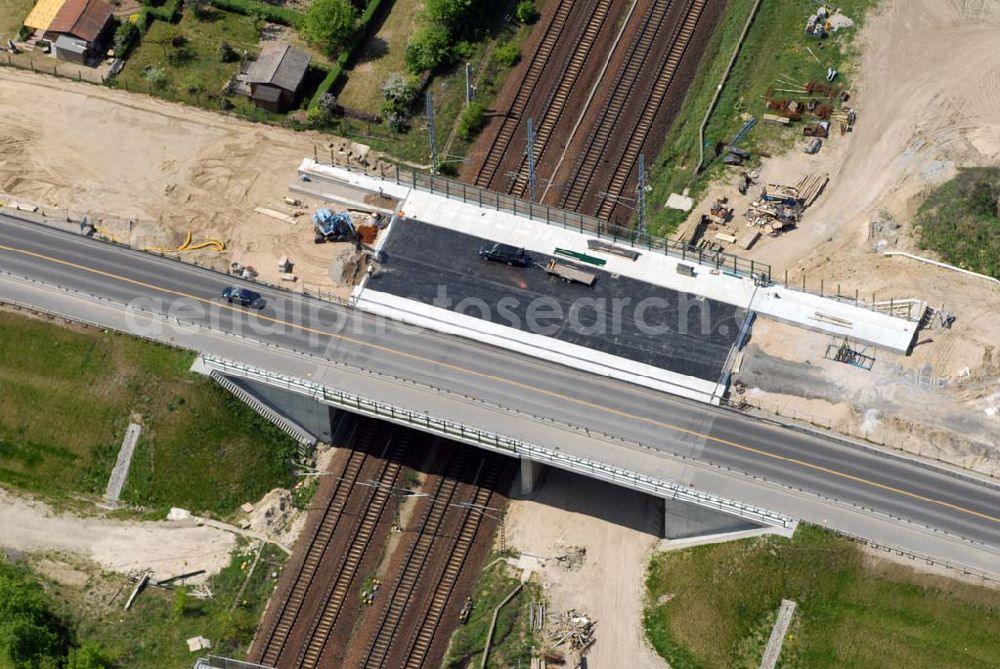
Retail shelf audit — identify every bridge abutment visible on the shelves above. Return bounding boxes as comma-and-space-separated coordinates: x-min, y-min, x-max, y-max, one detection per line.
662, 496, 764, 539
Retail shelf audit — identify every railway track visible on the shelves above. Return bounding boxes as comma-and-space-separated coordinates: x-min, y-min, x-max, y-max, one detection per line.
473, 0, 576, 190
559, 0, 701, 214
361, 450, 479, 668
254, 421, 378, 668
296, 429, 412, 669
401, 458, 504, 669
596, 0, 708, 221
508, 0, 614, 199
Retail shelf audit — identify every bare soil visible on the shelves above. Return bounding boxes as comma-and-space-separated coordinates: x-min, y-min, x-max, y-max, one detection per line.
678, 0, 1000, 475
0, 487, 236, 582
0, 68, 386, 298
505, 467, 666, 668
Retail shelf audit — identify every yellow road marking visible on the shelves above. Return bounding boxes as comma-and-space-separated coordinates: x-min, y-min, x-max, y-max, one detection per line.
2, 241, 998, 526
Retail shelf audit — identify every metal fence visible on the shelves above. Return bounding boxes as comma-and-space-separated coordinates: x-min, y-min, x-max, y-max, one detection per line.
330, 162, 771, 281
194, 656, 271, 669
202, 355, 795, 529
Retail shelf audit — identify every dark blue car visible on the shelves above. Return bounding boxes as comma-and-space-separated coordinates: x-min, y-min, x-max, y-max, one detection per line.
221, 286, 264, 309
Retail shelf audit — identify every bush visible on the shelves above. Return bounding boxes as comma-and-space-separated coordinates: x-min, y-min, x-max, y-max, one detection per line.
181, 72, 204, 93
405, 24, 452, 74
457, 99, 486, 141
66, 643, 116, 669
112, 21, 139, 58
515, 0, 539, 24
217, 40, 238, 62
426, 0, 478, 33
184, 0, 209, 18
143, 66, 167, 88
493, 41, 520, 67
303, 0, 358, 56
0, 560, 73, 668
380, 72, 419, 132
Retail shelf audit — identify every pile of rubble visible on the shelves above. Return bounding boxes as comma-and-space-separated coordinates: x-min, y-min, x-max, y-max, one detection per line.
551, 609, 596, 654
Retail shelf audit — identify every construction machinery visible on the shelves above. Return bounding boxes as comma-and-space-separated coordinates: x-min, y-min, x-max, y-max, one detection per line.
312, 208, 356, 244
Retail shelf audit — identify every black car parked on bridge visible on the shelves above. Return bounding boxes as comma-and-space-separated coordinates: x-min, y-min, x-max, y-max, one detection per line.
478, 243, 529, 267
221, 286, 265, 309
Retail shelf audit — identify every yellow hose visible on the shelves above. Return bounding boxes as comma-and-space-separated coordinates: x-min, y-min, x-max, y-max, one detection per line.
144, 230, 225, 253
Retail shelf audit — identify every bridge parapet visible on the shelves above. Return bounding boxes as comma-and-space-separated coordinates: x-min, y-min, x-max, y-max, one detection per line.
202, 355, 796, 531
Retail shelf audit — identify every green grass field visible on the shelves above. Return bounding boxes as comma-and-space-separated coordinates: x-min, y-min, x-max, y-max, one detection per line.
0, 310, 298, 515
0, 0, 34, 41
646, 0, 879, 235
643, 525, 1000, 669
915, 166, 1000, 279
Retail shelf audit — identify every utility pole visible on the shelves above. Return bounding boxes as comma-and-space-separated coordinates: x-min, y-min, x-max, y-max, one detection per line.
426, 92, 437, 174
526, 117, 537, 202
465, 62, 474, 104
636, 153, 648, 235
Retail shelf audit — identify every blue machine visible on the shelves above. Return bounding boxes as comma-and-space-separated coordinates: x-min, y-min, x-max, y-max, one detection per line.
312, 208, 356, 242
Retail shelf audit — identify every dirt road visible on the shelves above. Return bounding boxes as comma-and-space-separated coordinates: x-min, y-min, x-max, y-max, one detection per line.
0, 488, 235, 581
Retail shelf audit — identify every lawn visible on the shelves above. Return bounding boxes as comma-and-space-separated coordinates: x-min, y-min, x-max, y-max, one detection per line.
643, 525, 1000, 669
337, 0, 422, 113
0, 0, 34, 41
915, 166, 1000, 279
646, 0, 880, 235
113, 8, 263, 114
0, 310, 299, 516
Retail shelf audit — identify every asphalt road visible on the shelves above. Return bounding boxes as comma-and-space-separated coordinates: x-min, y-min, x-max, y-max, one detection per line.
1, 213, 998, 548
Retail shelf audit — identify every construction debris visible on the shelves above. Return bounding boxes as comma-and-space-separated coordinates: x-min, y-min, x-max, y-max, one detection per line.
551, 609, 595, 654
555, 546, 586, 570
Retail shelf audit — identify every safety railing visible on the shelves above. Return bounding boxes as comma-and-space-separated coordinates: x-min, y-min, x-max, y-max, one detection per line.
202, 355, 795, 529
325, 162, 771, 281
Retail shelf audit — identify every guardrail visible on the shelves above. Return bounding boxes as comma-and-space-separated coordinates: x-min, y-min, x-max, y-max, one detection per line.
6, 274, 999, 580
323, 162, 771, 282
201, 355, 795, 529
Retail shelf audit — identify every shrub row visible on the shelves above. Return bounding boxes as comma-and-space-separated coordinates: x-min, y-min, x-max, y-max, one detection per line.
207, 0, 304, 27
309, 0, 388, 108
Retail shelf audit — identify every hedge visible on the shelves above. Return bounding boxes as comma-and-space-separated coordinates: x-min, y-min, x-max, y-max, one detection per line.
144, 0, 182, 23
207, 0, 304, 27
309, 0, 389, 107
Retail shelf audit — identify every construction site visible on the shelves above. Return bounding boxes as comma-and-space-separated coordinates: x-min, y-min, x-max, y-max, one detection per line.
1, 0, 1000, 667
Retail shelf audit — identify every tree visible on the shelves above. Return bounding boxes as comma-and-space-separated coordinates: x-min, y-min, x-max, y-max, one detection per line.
405, 24, 452, 74
303, 0, 357, 56
0, 561, 72, 668
380, 72, 419, 131
426, 0, 477, 33
183, 0, 209, 19
515, 0, 539, 24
